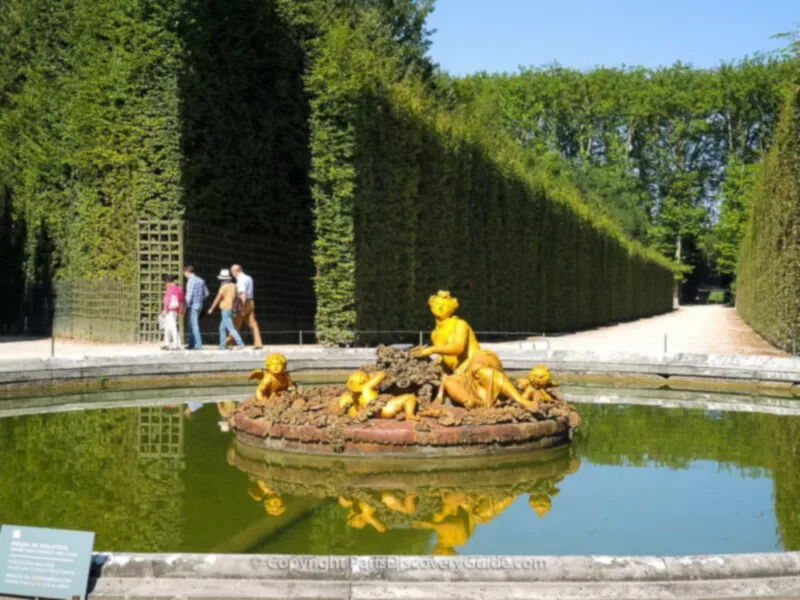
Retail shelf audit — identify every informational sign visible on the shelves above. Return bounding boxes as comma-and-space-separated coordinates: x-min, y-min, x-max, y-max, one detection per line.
0, 524, 95, 600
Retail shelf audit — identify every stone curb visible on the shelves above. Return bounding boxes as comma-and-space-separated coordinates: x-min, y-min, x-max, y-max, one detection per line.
86, 552, 800, 599
94, 552, 800, 583
3, 348, 800, 389
2, 385, 798, 420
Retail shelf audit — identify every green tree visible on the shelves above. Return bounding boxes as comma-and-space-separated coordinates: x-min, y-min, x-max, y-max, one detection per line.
712, 157, 758, 278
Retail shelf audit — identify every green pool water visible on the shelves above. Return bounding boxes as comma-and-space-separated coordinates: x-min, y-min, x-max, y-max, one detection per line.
0, 390, 798, 556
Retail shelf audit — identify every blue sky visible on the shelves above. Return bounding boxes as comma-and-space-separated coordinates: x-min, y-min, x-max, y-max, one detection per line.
427, 0, 798, 75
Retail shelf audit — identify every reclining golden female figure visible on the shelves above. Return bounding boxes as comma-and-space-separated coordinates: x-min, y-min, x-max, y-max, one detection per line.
411, 492, 514, 555
411, 291, 536, 410
338, 370, 419, 420
380, 491, 417, 515
412, 506, 474, 556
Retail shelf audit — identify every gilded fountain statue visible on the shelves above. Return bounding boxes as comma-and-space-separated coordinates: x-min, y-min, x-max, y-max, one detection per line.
411, 290, 538, 411
230, 290, 580, 455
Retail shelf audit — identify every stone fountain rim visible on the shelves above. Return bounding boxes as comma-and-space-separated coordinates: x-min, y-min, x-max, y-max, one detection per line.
4, 347, 800, 393
86, 551, 800, 599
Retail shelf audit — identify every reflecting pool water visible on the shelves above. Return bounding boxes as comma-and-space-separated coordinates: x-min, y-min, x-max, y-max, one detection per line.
1, 391, 799, 556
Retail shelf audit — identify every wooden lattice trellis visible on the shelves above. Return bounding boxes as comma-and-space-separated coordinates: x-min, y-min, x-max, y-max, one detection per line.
138, 406, 184, 459
138, 220, 184, 343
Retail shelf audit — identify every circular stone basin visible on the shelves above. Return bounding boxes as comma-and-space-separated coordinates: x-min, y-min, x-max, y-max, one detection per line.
232, 400, 578, 456
233, 410, 572, 456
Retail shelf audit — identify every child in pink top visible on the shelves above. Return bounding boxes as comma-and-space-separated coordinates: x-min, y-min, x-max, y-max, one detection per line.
161, 275, 184, 349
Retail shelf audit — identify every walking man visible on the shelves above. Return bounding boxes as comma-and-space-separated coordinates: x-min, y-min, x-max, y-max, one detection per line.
228, 264, 263, 349
183, 265, 208, 350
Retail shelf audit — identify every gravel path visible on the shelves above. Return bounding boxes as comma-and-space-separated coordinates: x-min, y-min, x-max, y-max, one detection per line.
0, 306, 785, 360
539, 305, 786, 357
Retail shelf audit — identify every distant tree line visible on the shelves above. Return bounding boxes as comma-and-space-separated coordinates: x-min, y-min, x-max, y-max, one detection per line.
447, 58, 795, 300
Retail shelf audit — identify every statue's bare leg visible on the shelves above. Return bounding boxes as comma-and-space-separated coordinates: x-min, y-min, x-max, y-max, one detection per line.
476, 369, 538, 411
441, 375, 479, 409
381, 395, 419, 421
433, 380, 447, 405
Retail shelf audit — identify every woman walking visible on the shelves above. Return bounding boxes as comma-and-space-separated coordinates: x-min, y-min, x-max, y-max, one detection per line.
208, 268, 245, 350
161, 274, 184, 350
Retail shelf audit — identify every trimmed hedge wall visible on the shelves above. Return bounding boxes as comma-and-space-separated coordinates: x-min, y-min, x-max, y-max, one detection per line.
0, 0, 186, 283
309, 20, 675, 345
737, 73, 800, 352
3, 2, 674, 343
0, 0, 312, 285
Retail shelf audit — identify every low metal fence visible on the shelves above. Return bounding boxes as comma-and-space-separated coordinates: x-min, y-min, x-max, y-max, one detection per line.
53, 280, 138, 343
181, 327, 549, 348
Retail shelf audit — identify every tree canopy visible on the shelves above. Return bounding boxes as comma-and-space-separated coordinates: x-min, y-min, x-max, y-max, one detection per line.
450, 58, 793, 298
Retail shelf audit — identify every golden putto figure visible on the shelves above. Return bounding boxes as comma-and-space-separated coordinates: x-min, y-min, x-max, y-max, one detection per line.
338, 370, 419, 420
248, 480, 287, 516
249, 352, 295, 403
411, 291, 537, 411
518, 365, 562, 406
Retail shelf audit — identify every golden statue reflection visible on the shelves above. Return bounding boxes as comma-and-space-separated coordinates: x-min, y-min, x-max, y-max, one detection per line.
230, 440, 580, 555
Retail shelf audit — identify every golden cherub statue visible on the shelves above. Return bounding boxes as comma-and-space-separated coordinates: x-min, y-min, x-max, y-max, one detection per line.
410, 291, 536, 411
380, 491, 417, 515
338, 370, 419, 420
339, 497, 387, 533
518, 365, 562, 405
248, 353, 296, 403
529, 493, 553, 518
247, 480, 287, 516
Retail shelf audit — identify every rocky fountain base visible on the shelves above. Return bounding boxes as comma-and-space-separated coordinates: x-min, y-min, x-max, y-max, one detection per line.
232, 346, 581, 457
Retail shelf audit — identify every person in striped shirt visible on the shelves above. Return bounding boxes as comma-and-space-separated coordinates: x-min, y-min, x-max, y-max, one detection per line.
183, 265, 209, 350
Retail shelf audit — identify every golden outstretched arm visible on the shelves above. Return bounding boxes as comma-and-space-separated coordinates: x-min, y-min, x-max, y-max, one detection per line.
366, 371, 386, 390
410, 320, 469, 360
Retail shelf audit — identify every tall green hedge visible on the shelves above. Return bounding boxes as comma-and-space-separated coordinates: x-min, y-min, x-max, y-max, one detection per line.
0, 0, 312, 287
736, 72, 800, 352
0, 0, 186, 283
3, 2, 674, 342
309, 19, 675, 344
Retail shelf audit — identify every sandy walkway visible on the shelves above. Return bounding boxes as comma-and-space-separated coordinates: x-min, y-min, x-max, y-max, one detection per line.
540, 305, 786, 357
0, 306, 785, 360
